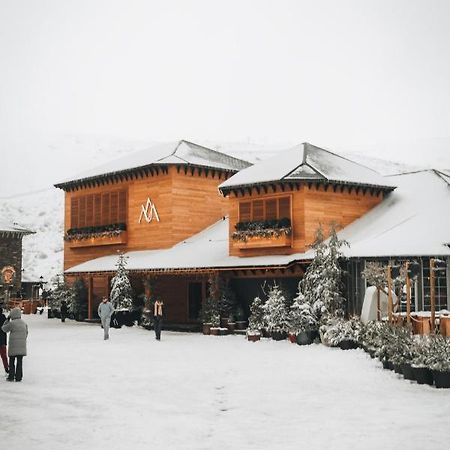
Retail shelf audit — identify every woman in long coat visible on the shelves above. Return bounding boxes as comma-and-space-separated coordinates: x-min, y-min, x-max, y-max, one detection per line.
1, 308, 28, 382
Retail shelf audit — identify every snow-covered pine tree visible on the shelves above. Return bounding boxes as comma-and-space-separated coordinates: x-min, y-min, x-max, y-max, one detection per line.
289, 282, 317, 334
321, 225, 348, 318
248, 296, 266, 332
301, 224, 348, 322
110, 253, 133, 311
263, 283, 290, 333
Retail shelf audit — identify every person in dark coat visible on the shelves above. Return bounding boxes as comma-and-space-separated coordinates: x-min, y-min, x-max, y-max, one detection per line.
1, 308, 28, 382
153, 298, 164, 341
60, 300, 68, 322
0, 309, 9, 374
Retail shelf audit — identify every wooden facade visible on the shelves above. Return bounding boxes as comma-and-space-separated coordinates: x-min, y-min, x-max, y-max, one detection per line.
228, 182, 384, 257
63, 166, 230, 270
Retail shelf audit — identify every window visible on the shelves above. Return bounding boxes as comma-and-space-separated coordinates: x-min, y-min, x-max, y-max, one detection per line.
238, 196, 291, 222
70, 190, 127, 228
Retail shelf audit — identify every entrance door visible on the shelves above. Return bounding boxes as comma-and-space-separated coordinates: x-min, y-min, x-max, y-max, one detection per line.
188, 282, 203, 321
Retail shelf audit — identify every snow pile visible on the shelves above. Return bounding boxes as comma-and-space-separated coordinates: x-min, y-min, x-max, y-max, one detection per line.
1, 315, 449, 450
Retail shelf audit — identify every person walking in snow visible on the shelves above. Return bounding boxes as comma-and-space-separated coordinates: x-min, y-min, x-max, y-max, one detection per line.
1, 308, 28, 382
98, 296, 114, 340
60, 300, 68, 322
0, 309, 9, 375
153, 298, 164, 340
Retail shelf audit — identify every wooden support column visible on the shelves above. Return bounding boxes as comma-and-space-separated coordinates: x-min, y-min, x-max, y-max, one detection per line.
387, 266, 393, 323
88, 276, 93, 320
430, 258, 436, 334
406, 262, 411, 325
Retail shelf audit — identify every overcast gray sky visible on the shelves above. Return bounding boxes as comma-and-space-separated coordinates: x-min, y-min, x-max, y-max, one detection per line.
1, 0, 450, 196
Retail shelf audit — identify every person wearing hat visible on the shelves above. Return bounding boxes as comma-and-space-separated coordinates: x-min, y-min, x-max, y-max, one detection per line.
98, 296, 114, 340
0, 309, 9, 375
1, 308, 28, 382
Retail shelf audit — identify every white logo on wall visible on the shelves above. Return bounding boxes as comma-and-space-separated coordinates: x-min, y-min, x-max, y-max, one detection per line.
139, 198, 160, 223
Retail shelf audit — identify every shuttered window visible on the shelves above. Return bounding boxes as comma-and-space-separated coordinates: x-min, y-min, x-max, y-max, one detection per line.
70, 190, 127, 228
238, 196, 291, 222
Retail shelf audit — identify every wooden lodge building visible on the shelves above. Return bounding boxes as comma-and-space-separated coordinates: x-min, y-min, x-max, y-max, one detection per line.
55, 141, 450, 325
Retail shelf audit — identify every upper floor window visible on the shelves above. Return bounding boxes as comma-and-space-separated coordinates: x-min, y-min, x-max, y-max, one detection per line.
70, 190, 127, 228
238, 196, 291, 222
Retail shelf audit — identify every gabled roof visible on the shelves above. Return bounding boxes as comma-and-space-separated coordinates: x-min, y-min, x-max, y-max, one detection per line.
339, 169, 450, 257
55, 140, 251, 190
219, 142, 397, 194
0, 221, 34, 237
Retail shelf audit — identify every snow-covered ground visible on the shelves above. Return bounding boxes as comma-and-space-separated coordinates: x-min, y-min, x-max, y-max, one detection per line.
1, 315, 449, 450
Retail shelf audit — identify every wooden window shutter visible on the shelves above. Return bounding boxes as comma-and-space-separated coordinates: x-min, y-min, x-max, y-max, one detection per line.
101, 193, 110, 225
252, 200, 264, 221
118, 191, 127, 223
265, 199, 277, 220
278, 196, 291, 219
79, 196, 87, 227
86, 195, 94, 226
94, 194, 102, 226
239, 202, 251, 222
71, 198, 79, 228
110, 191, 119, 223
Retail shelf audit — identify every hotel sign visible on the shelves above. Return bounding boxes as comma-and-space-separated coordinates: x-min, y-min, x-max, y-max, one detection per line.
139, 197, 160, 223
1, 266, 16, 284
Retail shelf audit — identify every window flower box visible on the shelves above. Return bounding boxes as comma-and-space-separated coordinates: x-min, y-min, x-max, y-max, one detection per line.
233, 232, 292, 249
68, 231, 128, 248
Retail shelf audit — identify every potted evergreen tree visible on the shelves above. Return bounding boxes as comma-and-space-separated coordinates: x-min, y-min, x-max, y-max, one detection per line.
263, 283, 289, 341
200, 297, 219, 335
429, 335, 450, 388
71, 278, 88, 321
235, 305, 247, 330
410, 337, 434, 385
288, 283, 318, 345
246, 296, 265, 341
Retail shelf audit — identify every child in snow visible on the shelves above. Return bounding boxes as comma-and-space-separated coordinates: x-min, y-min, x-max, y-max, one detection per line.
153, 298, 164, 340
1, 308, 28, 382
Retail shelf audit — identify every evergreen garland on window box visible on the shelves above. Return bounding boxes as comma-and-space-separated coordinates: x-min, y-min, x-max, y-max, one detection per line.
64, 223, 127, 241
232, 218, 292, 242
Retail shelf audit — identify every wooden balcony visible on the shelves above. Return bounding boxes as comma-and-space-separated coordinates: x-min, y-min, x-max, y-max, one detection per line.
68, 231, 128, 248
233, 232, 292, 250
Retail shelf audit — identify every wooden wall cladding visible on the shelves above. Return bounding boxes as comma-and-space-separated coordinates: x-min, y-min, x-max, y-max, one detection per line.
63, 167, 229, 270
229, 184, 383, 257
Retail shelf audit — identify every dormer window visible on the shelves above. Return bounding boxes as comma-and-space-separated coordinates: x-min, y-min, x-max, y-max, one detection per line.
238, 195, 291, 223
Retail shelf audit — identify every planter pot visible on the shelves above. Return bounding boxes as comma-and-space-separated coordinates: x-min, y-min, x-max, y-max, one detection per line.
47, 308, 54, 319
433, 370, 450, 388
202, 323, 212, 335
247, 333, 261, 342
227, 322, 236, 333
218, 327, 228, 336
368, 349, 377, 359
235, 321, 247, 330
210, 327, 220, 336
338, 340, 359, 350
220, 317, 229, 328
271, 331, 287, 341
401, 363, 415, 381
393, 364, 402, 374
412, 366, 433, 385
296, 331, 314, 346
288, 333, 297, 343
386, 361, 394, 371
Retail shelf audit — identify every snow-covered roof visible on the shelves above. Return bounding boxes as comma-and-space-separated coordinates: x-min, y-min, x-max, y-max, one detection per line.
339, 169, 450, 257
219, 142, 397, 193
0, 220, 34, 237
65, 218, 314, 274
55, 140, 251, 188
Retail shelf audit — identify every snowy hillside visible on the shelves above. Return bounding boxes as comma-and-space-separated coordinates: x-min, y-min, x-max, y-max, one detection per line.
0, 135, 424, 284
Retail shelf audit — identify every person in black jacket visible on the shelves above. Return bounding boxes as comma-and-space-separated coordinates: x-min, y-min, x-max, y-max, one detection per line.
60, 300, 68, 322
0, 309, 9, 374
